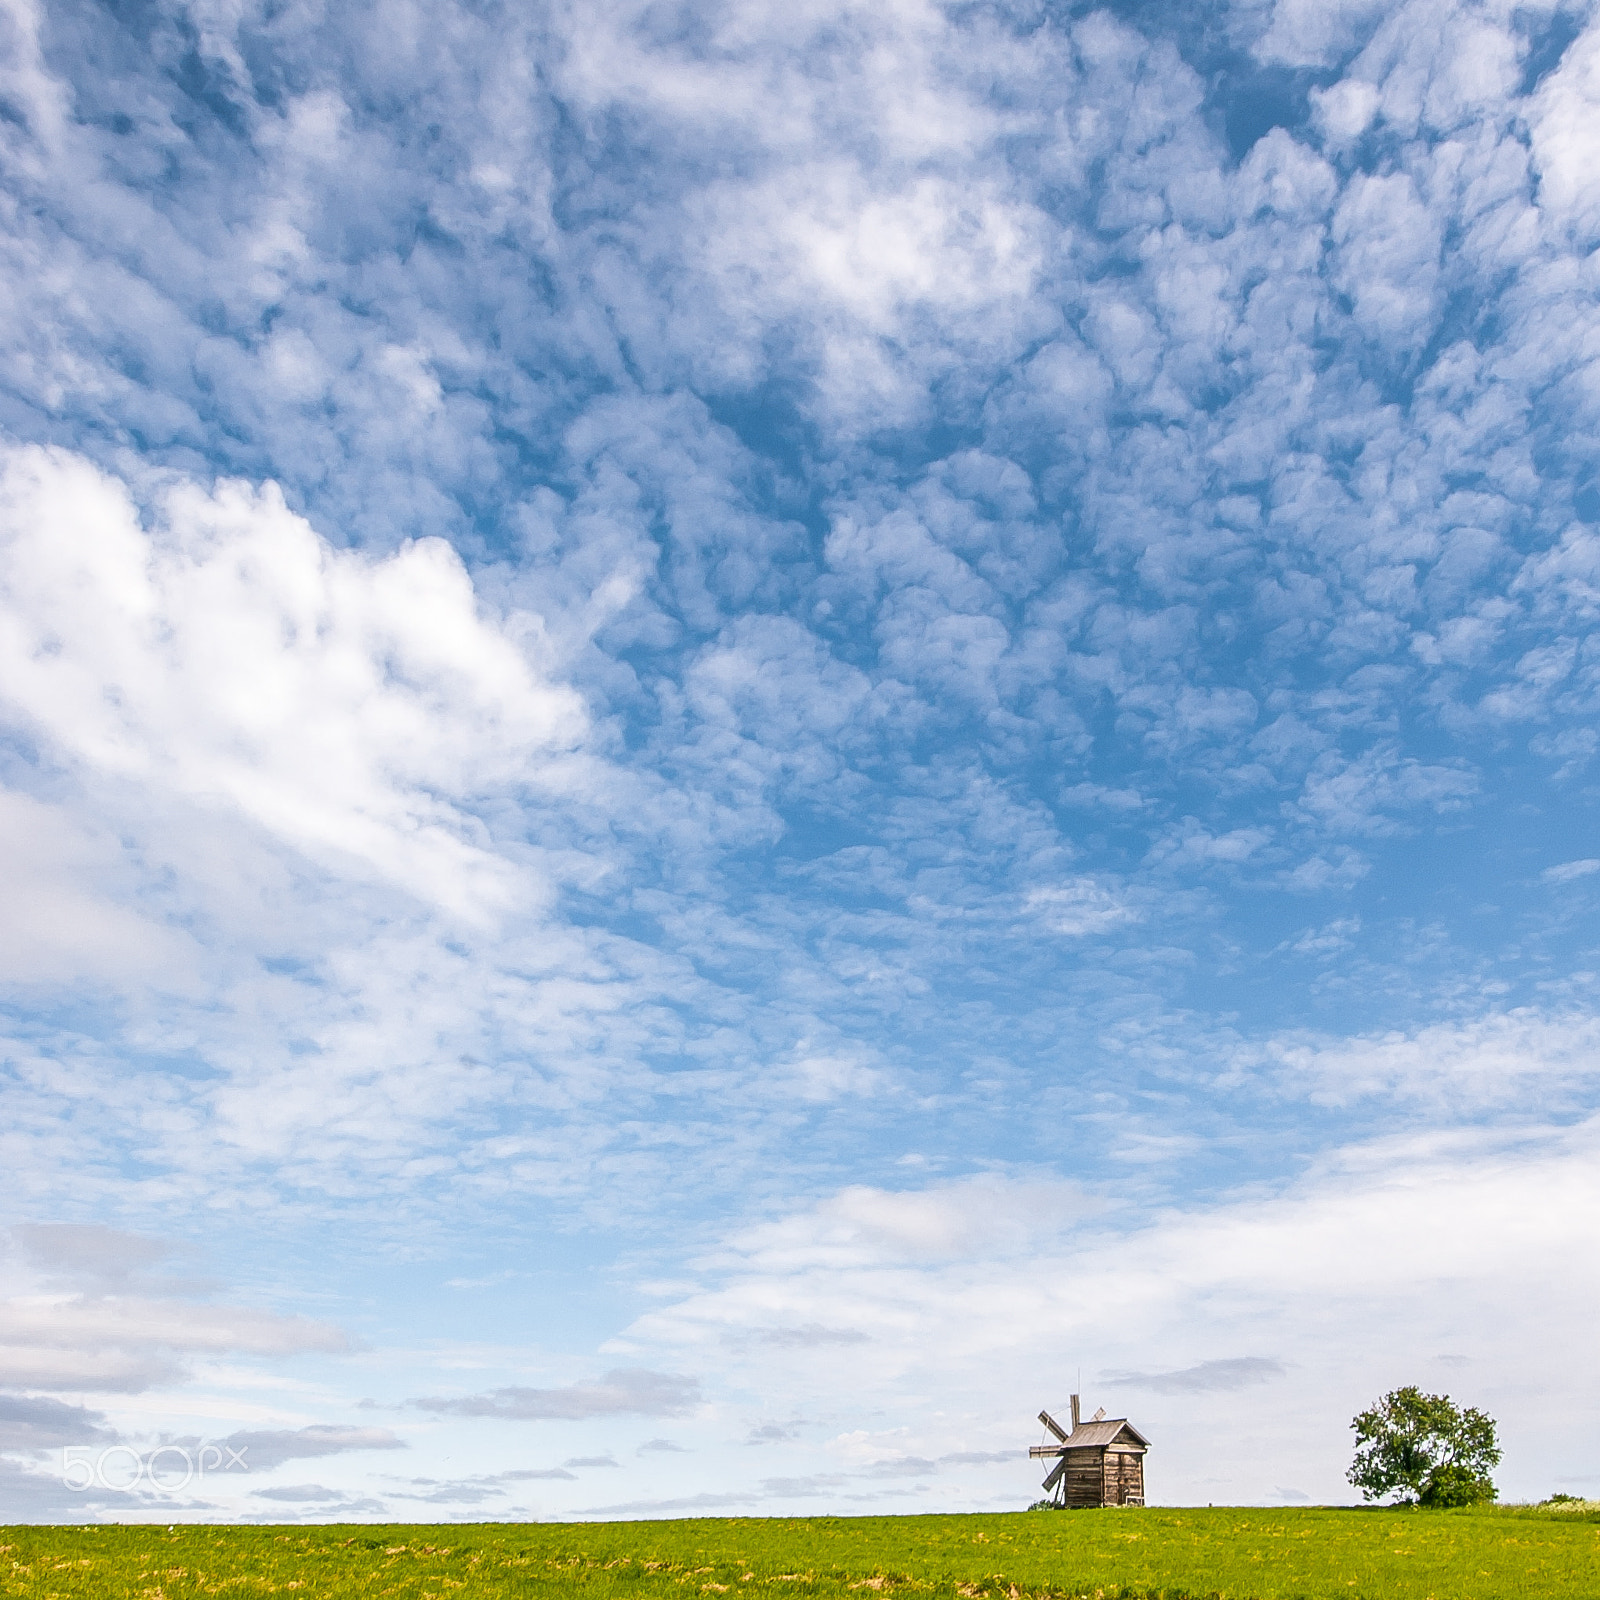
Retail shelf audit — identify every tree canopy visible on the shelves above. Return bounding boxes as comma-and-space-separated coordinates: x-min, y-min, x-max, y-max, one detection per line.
1347, 1386, 1501, 1507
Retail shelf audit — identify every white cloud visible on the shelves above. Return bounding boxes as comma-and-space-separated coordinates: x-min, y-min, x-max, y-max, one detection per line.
1544, 857, 1600, 883
1025, 879, 1141, 938
1293, 746, 1477, 835
0, 444, 590, 925
623, 1113, 1600, 1504
0, 789, 192, 985
1255, 0, 1393, 68
693, 1173, 1093, 1276
410, 1368, 702, 1420
1259, 1009, 1600, 1111
0, 1392, 116, 1451
1149, 820, 1271, 870
3, 0, 1600, 1526
1104, 1356, 1286, 1394
208, 1425, 404, 1469
1331, 171, 1442, 348
1310, 78, 1382, 143
1531, 18, 1600, 239
0, 1225, 348, 1392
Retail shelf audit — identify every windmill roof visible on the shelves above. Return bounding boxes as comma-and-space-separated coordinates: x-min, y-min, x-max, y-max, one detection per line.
1055, 1419, 1149, 1450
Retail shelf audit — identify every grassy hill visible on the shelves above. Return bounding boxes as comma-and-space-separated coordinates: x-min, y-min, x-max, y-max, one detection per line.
4, 1504, 1599, 1600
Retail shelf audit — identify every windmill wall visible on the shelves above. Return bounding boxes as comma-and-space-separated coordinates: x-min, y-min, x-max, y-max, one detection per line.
1031, 1408, 1149, 1510
1057, 1439, 1146, 1507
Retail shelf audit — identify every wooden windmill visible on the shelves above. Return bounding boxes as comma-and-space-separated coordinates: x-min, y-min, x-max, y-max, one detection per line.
1028, 1394, 1150, 1507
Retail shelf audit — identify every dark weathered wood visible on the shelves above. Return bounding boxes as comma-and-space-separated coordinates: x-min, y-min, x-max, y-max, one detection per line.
1026, 1397, 1150, 1508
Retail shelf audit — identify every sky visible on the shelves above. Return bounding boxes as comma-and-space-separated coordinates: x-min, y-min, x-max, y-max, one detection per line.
0, 0, 1598, 1524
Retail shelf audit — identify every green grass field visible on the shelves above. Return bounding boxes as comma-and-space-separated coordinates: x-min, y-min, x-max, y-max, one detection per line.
5, 1506, 1599, 1600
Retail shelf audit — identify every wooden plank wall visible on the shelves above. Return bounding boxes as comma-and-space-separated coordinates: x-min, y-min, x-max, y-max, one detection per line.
1062, 1452, 1107, 1508
1062, 1448, 1146, 1508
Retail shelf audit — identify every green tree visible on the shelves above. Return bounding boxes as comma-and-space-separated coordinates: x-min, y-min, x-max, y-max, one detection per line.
1347, 1386, 1500, 1506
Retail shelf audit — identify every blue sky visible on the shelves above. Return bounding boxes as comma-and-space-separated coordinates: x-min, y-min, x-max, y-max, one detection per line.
1, 0, 1598, 1521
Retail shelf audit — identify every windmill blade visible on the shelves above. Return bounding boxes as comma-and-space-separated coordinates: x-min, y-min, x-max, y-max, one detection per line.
1090, 1407, 1106, 1422
1038, 1409, 1069, 1442
1041, 1455, 1068, 1492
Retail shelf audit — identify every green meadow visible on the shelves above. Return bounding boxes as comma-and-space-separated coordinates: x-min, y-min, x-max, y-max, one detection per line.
5, 1506, 1599, 1600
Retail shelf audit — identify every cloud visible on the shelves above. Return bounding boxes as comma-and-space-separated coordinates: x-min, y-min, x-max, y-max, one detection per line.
252, 1484, 365, 1503
1260, 1010, 1600, 1110
859, 1456, 939, 1478
5, 0, 1600, 1526
756, 1475, 849, 1498
622, 1107, 1600, 1502
1293, 748, 1478, 838
0, 791, 193, 985
573, 1491, 759, 1516
1543, 859, 1600, 884
1103, 1358, 1286, 1393
410, 1369, 702, 1421
0, 1392, 117, 1451
745, 1423, 797, 1445
0, 1227, 349, 1392
0, 1457, 146, 1520
753, 1325, 869, 1348
1531, 19, 1600, 239
12, 1224, 171, 1287
394, 1467, 578, 1501
705, 1175, 1092, 1273
0, 443, 590, 926
1025, 880, 1142, 938
206, 1426, 405, 1472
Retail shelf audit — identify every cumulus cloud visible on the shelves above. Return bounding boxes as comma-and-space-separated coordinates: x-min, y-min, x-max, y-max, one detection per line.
1531, 19, 1600, 238
0, 444, 589, 925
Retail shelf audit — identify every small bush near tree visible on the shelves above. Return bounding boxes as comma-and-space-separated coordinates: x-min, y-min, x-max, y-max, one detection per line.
1347, 1386, 1500, 1507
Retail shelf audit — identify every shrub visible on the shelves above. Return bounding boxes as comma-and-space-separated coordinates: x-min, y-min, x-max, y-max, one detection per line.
1418, 1462, 1497, 1507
